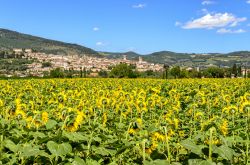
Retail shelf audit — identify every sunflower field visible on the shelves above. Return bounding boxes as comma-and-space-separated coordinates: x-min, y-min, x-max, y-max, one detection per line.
0, 78, 249, 165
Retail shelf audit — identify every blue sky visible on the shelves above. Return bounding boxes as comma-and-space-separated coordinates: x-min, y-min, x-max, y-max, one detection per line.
1, 0, 250, 54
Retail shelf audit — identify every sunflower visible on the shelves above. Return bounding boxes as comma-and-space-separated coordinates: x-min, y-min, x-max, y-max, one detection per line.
222, 94, 231, 104
150, 140, 158, 151
178, 130, 185, 137
223, 105, 238, 114
102, 112, 107, 127
128, 128, 137, 135
243, 92, 250, 102
0, 99, 4, 107
66, 110, 85, 132
145, 148, 153, 154
136, 118, 143, 128
25, 116, 33, 128
168, 129, 175, 137
41, 111, 49, 123
152, 132, 163, 141
194, 111, 203, 120
220, 119, 228, 136
204, 138, 221, 145
173, 118, 179, 129
239, 101, 250, 113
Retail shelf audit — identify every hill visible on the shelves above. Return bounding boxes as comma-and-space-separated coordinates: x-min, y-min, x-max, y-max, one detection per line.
0, 28, 101, 57
0, 28, 249, 67
103, 51, 250, 67
99, 51, 141, 60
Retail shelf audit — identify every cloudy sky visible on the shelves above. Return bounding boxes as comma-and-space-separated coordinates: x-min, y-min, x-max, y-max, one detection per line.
0, 0, 250, 54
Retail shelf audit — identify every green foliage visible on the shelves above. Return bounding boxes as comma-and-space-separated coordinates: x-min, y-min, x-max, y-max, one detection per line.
180, 69, 189, 78
202, 67, 224, 78
232, 64, 238, 77
45, 120, 57, 130
49, 68, 65, 78
170, 66, 181, 78
110, 63, 138, 78
144, 159, 170, 165
0, 79, 249, 164
237, 65, 242, 77
139, 70, 162, 78
42, 62, 52, 68
188, 69, 202, 78
0, 58, 32, 71
180, 139, 206, 156
47, 141, 72, 157
98, 70, 108, 78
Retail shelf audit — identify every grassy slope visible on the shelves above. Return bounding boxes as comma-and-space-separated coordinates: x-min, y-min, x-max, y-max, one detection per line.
0, 28, 101, 57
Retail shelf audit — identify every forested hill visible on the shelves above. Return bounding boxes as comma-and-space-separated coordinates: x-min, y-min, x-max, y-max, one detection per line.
102, 51, 250, 66
0, 28, 101, 57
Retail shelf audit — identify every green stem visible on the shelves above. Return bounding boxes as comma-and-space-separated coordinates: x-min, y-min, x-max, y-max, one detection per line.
87, 132, 94, 157
119, 111, 123, 124
54, 156, 58, 165
0, 135, 3, 154
246, 109, 249, 164
246, 140, 249, 164
164, 127, 171, 163
125, 122, 132, 140
232, 113, 235, 145
209, 128, 213, 160
142, 139, 146, 163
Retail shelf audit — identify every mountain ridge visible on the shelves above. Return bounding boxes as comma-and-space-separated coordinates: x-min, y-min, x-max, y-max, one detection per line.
0, 28, 101, 57
0, 28, 250, 65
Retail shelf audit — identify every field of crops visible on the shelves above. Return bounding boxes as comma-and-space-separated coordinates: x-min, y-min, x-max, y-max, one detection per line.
0, 78, 249, 165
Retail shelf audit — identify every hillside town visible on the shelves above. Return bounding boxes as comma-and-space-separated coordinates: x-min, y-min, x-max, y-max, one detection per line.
11, 49, 164, 77
0, 48, 249, 78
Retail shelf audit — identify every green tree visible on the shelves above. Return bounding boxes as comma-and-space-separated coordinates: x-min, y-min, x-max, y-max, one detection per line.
110, 63, 137, 78
83, 67, 87, 78
50, 68, 65, 78
180, 69, 189, 78
223, 68, 232, 78
202, 67, 224, 78
144, 70, 154, 77
43, 71, 50, 77
80, 67, 83, 78
98, 70, 109, 78
188, 69, 201, 78
42, 62, 52, 68
232, 64, 237, 77
237, 65, 242, 77
65, 68, 74, 78
163, 64, 170, 79
170, 66, 181, 78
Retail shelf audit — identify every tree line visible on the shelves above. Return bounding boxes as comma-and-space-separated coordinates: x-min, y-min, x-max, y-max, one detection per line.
47, 63, 250, 79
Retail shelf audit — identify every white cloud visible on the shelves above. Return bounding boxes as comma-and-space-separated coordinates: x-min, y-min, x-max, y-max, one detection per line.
231, 29, 246, 33
132, 4, 146, 9
247, 0, 250, 4
96, 42, 105, 46
175, 21, 182, 26
202, 0, 215, 5
217, 28, 246, 34
201, 8, 209, 14
182, 13, 247, 29
93, 27, 100, 31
